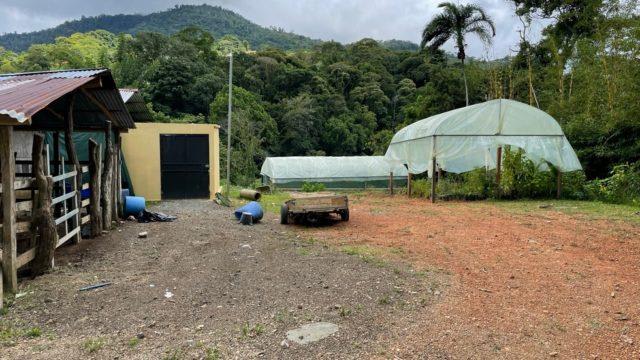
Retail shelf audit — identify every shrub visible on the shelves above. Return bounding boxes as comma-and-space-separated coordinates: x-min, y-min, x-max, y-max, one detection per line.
410, 179, 431, 198
301, 182, 326, 192
584, 163, 640, 205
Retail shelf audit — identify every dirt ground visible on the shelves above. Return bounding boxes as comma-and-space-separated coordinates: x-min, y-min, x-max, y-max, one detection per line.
301, 193, 640, 359
0, 200, 445, 359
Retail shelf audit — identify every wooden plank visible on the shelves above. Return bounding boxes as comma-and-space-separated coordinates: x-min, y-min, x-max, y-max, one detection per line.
0, 221, 30, 233
82, 183, 89, 190
0, 178, 33, 192
1, 126, 18, 293
57, 227, 80, 248
16, 248, 36, 269
54, 208, 79, 226
81, 166, 89, 173
81, 215, 90, 225
16, 200, 33, 212
52, 190, 76, 205
81, 199, 90, 208
52, 170, 77, 183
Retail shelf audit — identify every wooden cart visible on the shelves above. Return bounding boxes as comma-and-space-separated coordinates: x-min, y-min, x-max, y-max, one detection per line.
280, 195, 349, 224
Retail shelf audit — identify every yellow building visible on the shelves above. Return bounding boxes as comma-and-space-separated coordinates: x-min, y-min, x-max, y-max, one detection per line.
121, 123, 220, 201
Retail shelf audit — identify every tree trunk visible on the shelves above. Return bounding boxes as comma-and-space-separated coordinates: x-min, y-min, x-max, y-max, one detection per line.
89, 140, 103, 237
31, 133, 58, 276
101, 123, 113, 230
461, 58, 469, 106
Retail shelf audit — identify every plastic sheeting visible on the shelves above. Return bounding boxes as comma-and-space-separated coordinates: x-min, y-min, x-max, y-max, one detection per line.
261, 156, 408, 183
385, 99, 582, 177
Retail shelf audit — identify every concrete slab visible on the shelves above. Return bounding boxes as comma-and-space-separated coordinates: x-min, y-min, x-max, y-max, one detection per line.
286, 322, 339, 345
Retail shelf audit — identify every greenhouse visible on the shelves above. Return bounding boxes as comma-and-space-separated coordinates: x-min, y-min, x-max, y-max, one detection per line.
260, 156, 408, 189
385, 99, 582, 200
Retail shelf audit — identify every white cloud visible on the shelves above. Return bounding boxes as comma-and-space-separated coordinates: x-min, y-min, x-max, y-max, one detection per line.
0, 0, 550, 58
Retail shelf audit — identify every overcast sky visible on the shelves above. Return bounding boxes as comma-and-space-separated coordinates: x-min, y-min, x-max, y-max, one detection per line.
0, 0, 550, 58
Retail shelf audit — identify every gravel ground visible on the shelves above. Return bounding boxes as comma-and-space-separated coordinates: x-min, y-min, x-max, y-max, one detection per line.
0, 200, 445, 359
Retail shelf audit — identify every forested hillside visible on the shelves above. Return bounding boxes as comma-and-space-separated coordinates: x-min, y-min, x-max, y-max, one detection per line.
0, 4, 319, 52
0, 1, 638, 202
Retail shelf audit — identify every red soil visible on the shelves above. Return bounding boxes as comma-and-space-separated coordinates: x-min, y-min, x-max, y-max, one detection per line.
301, 194, 640, 359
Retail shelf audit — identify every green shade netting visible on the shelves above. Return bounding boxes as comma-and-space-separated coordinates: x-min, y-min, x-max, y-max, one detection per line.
385, 99, 582, 177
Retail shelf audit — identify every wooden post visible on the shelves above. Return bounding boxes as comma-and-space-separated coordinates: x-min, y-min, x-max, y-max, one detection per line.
31, 133, 58, 276
556, 170, 562, 199
496, 146, 503, 196
430, 157, 437, 203
101, 122, 114, 230
88, 140, 102, 237
389, 172, 394, 195
407, 173, 412, 197
0, 126, 17, 293
64, 93, 82, 243
112, 131, 121, 220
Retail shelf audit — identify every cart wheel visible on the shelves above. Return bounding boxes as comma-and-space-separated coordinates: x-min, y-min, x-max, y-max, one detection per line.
340, 209, 349, 221
280, 204, 289, 224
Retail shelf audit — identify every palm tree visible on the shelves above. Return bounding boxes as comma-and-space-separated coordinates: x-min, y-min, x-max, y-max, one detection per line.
421, 2, 496, 106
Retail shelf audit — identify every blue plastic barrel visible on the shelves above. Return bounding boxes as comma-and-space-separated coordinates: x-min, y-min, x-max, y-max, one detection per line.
234, 201, 263, 221
124, 196, 145, 216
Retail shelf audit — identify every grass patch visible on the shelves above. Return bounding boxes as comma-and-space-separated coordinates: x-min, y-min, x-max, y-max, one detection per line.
128, 337, 140, 348
227, 185, 291, 214
240, 323, 265, 338
205, 347, 220, 360
163, 348, 183, 360
488, 199, 640, 223
82, 338, 105, 353
25, 327, 41, 338
341, 245, 386, 267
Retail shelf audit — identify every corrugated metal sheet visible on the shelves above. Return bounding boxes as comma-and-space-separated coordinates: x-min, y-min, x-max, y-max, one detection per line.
120, 88, 153, 122
0, 68, 134, 129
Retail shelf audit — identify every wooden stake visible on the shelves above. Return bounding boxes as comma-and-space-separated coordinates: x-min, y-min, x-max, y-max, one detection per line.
101, 122, 113, 230
407, 173, 412, 197
430, 157, 436, 203
557, 170, 562, 199
88, 140, 102, 237
389, 172, 394, 195
496, 146, 503, 196
113, 131, 121, 220
31, 133, 57, 276
0, 126, 17, 293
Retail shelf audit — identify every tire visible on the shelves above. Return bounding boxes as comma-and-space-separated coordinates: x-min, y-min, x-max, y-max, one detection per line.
280, 204, 289, 225
340, 209, 349, 221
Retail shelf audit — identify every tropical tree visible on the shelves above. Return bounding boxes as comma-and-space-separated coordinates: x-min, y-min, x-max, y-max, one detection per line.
421, 2, 495, 105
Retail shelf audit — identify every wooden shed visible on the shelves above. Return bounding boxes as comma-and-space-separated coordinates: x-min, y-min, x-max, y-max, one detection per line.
0, 69, 135, 309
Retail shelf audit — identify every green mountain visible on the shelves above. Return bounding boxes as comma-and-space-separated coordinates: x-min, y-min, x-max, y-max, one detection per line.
0, 4, 320, 52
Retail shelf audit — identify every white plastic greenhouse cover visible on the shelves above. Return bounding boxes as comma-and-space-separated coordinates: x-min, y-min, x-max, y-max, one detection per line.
385, 99, 582, 177
261, 156, 408, 183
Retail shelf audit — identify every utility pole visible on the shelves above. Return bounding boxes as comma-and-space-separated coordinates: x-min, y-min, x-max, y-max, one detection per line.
226, 52, 233, 197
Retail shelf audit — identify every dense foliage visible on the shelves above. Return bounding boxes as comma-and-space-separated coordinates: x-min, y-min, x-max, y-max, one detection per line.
0, 5, 319, 52
0, 1, 638, 202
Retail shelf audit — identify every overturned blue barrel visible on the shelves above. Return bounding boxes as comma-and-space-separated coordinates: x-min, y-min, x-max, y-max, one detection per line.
124, 196, 145, 216
234, 201, 263, 222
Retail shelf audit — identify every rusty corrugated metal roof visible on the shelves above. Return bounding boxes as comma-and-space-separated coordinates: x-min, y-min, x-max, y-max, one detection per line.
0, 68, 134, 129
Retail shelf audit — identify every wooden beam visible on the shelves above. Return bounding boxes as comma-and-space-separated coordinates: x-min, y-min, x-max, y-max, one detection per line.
1, 126, 18, 293
88, 139, 102, 237
31, 133, 57, 276
81, 88, 117, 124
64, 93, 82, 244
